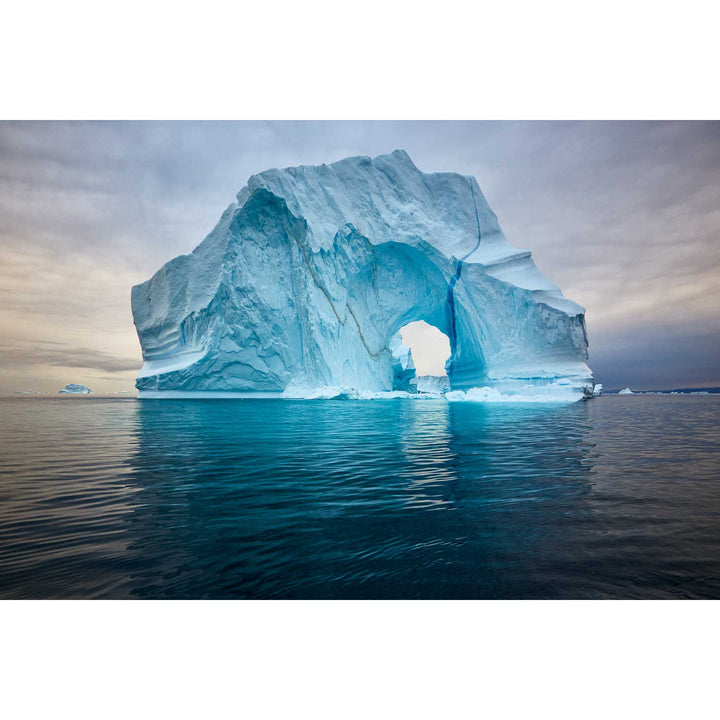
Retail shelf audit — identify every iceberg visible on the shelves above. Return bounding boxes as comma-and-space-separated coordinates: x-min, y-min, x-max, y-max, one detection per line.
132, 150, 595, 401
58, 384, 92, 394
618, 387, 634, 395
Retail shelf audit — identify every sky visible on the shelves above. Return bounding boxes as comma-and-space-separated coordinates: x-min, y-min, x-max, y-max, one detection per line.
0, 120, 719, 393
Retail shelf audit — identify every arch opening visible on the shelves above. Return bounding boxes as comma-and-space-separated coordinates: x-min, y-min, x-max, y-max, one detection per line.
396, 320, 451, 394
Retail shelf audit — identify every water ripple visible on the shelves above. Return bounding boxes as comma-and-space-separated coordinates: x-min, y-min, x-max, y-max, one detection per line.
1, 395, 719, 598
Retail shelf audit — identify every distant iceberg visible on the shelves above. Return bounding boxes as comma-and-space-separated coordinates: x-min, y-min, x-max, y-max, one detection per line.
618, 387, 634, 395
58, 384, 92, 394
132, 150, 596, 402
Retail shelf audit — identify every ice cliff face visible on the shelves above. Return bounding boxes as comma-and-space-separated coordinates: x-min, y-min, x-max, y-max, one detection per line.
132, 150, 594, 400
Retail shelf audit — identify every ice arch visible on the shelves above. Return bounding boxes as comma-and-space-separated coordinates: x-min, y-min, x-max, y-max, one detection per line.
132, 151, 594, 399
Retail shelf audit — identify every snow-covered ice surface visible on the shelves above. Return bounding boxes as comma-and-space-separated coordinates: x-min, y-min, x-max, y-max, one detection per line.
132, 150, 595, 402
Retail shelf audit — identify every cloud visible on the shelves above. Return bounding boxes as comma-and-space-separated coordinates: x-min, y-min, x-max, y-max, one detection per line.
0, 341, 140, 373
590, 326, 720, 390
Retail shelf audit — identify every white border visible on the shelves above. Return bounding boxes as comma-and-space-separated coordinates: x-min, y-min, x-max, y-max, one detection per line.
1, 1, 718, 119
3, 600, 718, 719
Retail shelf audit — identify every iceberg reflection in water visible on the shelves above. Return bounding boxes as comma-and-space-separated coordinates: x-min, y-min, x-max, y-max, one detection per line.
1, 395, 719, 598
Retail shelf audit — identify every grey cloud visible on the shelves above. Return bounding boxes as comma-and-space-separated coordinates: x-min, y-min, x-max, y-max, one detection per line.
1, 341, 141, 373
590, 326, 720, 390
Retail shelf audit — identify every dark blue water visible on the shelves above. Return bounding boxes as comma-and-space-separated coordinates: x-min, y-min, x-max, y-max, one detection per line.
1, 395, 719, 599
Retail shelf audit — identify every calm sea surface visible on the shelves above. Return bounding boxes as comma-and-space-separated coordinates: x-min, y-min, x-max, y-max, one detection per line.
1, 395, 719, 599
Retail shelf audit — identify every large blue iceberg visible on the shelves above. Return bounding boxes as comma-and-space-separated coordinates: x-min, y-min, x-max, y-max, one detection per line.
132, 150, 594, 401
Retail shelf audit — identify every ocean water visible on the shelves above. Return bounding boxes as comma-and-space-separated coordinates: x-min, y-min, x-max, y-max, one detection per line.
1, 395, 719, 599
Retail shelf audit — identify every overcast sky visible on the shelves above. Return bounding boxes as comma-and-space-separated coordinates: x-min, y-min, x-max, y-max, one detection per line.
1, 121, 718, 393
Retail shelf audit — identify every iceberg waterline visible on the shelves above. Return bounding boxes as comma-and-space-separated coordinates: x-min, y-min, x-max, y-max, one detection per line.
132, 150, 596, 402
137, 385, 580, 402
